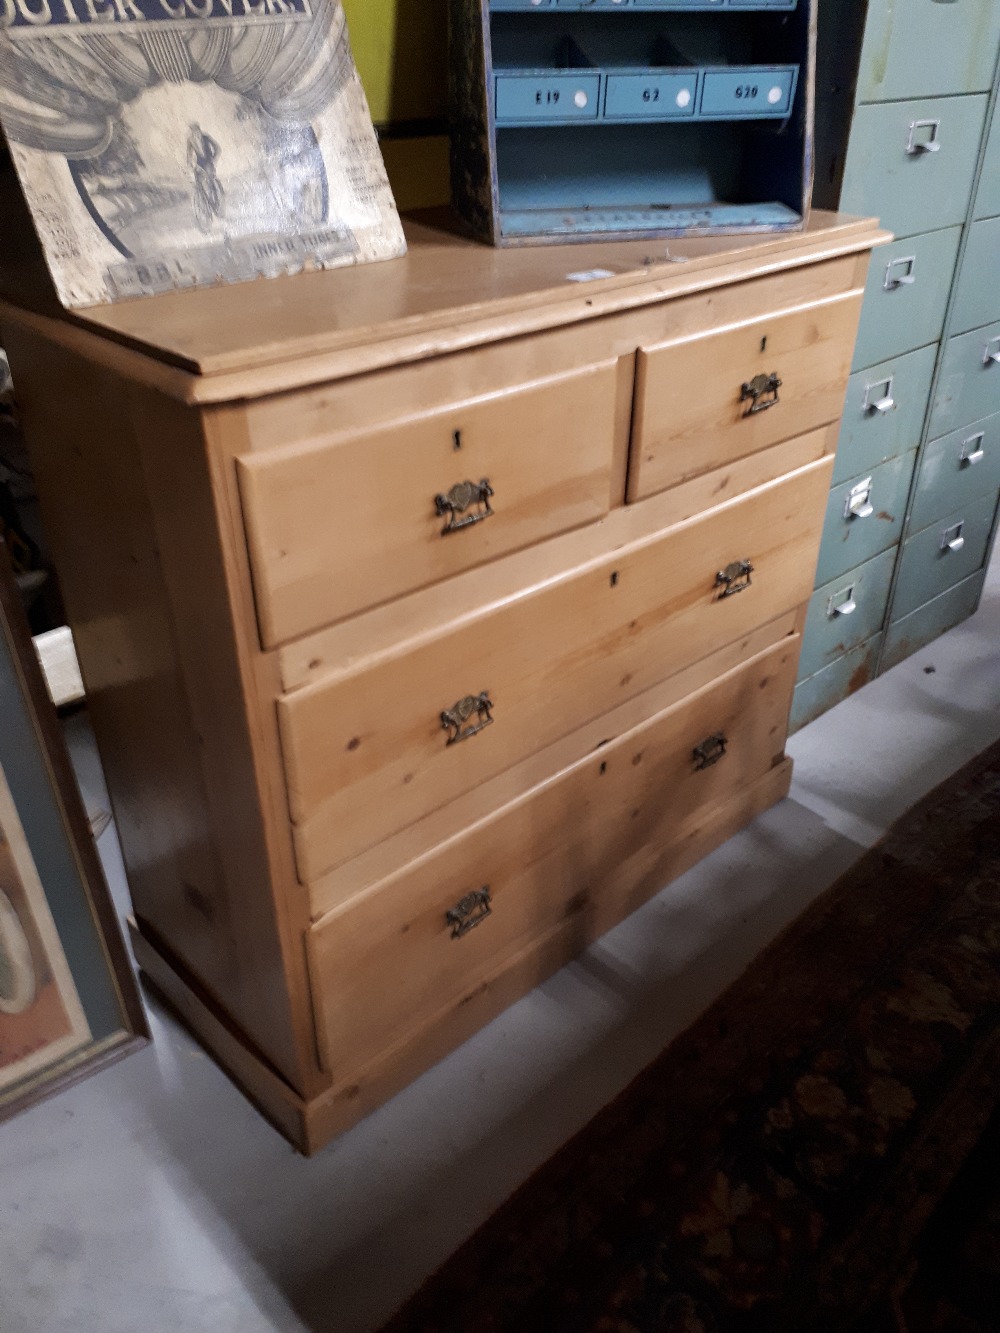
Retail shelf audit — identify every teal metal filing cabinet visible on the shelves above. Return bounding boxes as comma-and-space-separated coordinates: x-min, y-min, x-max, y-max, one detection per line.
792, 0, 1000, 731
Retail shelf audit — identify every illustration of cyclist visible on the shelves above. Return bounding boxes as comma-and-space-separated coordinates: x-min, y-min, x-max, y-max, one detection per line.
188, 123, 225, 232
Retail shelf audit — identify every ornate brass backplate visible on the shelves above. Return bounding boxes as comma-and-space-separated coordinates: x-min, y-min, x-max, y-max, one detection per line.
740, 372, 782, 416
441, 691, 494, 745
715, 559, 754, 599
446, 887, 492, 939
434, 479, 495, 534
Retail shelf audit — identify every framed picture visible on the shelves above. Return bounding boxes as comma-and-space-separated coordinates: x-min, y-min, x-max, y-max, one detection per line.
0, 538, 147, 1121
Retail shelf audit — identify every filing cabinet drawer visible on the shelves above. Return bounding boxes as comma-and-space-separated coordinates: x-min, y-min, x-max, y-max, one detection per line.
950, 218, 1000, 336
892, 490, 998, 620
853, 0, 1000, 104
790, 635, 883, 735
238, 361, 620, 648
974, 98, 1000, 221
851, 227, 961, 370
909, 413, 1000, 534
882, 571, 987, 670
929, 319, 1000, 439
308, 638, 798, 1076
839, 95, 989, 238
628, 292, 861, 501
814, 450, 916, 587
798, 547, 895, 681
495, 74, 601, 124
280, 458, 833, 882
834, 345, 937, 485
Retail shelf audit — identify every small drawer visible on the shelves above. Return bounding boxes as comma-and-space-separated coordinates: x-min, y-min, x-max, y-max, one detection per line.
881, 570, 987, 670
495, 74, 601, 124
950, 217, 1000, 336
851, 227, 961, 370
280, 457, 832, 882
307, 638, 798, 1076
834, 345, 937, 485
814, 450, 916, 587
891, 490, 998, 620
628, 291, 862, 501
604, 72, 698, 121
238, 361, 620, 648
797, 547, 896, 681
909, 413, 1000, 534
698, 67, 796, 120
854, 0, 1000, 104
790, 635, 882, 734
929, 319, 1000, 439
839, 95, 989, 238
975, 99, 1000, 221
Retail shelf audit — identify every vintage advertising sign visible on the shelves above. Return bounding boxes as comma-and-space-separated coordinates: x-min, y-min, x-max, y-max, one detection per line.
0, 0, 406, 307
0, 760, 91, 1100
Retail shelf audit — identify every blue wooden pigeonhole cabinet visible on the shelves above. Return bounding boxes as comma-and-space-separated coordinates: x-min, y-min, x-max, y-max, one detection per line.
450, 0, 815, 244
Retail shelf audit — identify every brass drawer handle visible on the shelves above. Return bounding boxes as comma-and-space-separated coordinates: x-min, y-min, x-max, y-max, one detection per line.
435, 479, 494, 534
741, 372, 782, 416
441, 691, 494, 745
715, 559, 754, 599
446, 886, 492, 939
694, 733, 728, 771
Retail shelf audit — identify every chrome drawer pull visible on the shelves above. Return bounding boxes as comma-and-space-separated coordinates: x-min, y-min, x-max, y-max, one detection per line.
983, 338, 1000, 368
863, 376, 895, 416
828, 585, 857, 618
693, 733, 728, 771
441, 691, 494, 746
941, 522, 965, 553
446, 887, 492, 939
884, 255, 917, 290
435, 478, 494, 534
960, 433, 986, 467
740, 372, 782, 416
906, 118, 941, 155
714, 559, 754, 598
845, 478, 875, 520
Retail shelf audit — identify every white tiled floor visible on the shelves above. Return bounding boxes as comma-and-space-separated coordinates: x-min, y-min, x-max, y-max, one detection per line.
2, 555, 999, 1333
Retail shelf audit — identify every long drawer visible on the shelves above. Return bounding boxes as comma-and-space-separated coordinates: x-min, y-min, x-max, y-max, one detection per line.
280, 456, 833, 881
909, 413, 1000, 534
238, 361, 620, 647
853, 0, 1000, 104
929, 319, 1000, 439
892, 490, 998, 620
307, 637, 799, 1079
950, 218, 1000, 337
627, 292, 861, 501
814, 450, 916, 587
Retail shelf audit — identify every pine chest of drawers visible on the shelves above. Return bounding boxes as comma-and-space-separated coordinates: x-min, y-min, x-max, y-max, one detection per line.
0, 212, 883, 1152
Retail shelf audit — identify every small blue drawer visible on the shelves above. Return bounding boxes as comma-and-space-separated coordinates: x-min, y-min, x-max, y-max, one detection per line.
929, 319, 1000, 439
891, 490, 998, 620
798, 547, 896, 681
909, 413, 1000, 534
851, 227, 961, 371
834, 344, 938, 486
604, 72, 698, 120
814, 450, 917, 587
699, 67, 796, 119
495, 74, 601, 124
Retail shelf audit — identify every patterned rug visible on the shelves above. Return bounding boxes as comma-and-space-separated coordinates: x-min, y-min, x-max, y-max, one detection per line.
387, 740, 1000, 1333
